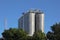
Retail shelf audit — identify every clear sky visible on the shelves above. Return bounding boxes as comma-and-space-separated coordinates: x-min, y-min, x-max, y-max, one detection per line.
0, 0, 60, 37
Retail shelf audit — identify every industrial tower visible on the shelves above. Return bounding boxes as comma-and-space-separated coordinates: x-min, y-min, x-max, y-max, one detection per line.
18, 9, 44, 36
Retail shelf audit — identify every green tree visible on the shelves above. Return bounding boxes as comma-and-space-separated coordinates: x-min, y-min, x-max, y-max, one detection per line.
2, 28, 27, 40
33, 31, 46, 40
47, 23, 60, 40
2, 28, 46, 40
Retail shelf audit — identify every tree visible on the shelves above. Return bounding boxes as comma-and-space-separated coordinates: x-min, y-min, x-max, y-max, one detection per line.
2, 28, 46, 40
47, 23, 60, 40
33, 31, 46, 40
2, 28, 27, 40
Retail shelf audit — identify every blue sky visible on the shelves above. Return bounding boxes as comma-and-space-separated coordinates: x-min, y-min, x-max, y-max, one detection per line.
0, 0, 60, 37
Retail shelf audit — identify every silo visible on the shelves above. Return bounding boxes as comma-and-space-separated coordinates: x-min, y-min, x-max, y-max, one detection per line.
28, 11, 35, 36
35, 13, 44, 32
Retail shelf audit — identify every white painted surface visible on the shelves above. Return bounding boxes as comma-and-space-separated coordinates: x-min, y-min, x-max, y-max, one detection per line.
38, 14, 44, 32
29, 13, 35, 36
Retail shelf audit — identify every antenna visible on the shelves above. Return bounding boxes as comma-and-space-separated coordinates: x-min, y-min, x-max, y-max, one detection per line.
4, 18, 7, 30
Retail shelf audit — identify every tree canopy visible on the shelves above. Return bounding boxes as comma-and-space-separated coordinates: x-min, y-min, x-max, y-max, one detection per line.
2, 28, 46, 40
33, 31, 46, 40
2, 28, 27, 40
47, 23, 60, 40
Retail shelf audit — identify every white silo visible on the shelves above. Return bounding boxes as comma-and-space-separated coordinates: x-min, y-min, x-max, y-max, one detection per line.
18, 9, 44, 36
39, 13, 44, 32
28, 10, 35, 36
35, 12, 44, 32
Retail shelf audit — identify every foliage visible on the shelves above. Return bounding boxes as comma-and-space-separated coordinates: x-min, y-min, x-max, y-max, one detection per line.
47, 23, 60, 40
2, 28, 46, 40
2, 28, 27, 40
33, 31, 46, 40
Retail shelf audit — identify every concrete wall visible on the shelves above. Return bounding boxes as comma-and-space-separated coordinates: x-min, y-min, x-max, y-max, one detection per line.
28, 13, 35, 36
36, 13, 44, 32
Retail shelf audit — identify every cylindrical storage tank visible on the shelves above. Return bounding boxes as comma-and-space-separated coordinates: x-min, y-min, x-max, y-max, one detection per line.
36, 13, 44, 32
28, 12, 35, 36
39, 13, 44, 32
